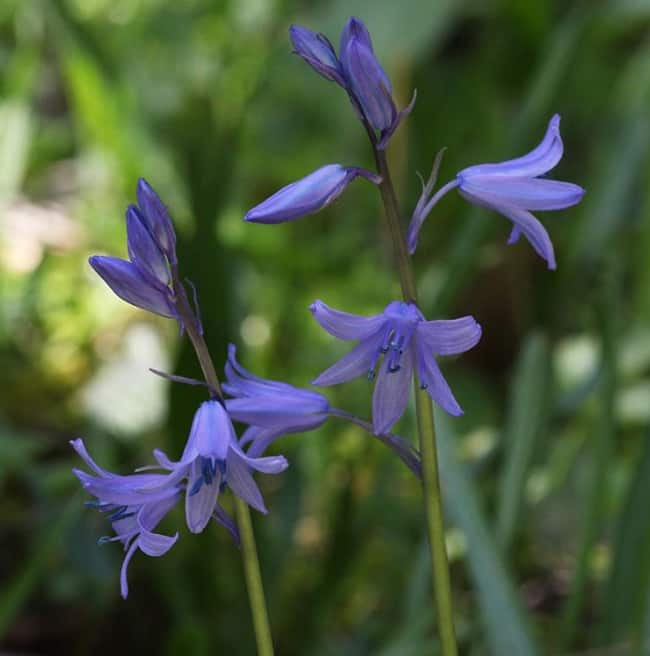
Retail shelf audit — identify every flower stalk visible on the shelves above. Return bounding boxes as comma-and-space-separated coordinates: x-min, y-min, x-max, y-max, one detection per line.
171, 270, 275, 656
370, 137, 458, 656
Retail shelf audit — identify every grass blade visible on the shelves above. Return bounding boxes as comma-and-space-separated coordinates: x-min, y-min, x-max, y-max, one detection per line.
496, 333, 550, 552
435, 412, 540, 656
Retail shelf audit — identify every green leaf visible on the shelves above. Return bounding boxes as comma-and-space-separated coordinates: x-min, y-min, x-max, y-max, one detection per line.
435, 412, 540, 656
496, 333, 550, 552
600, 429, 650, 647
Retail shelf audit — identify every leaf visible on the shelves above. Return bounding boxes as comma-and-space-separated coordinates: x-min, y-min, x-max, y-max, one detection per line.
496, 333, 550, 552
435, 412, 540, 656
600, 428, 650, 647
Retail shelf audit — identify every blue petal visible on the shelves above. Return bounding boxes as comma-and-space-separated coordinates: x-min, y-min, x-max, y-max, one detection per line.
340, 36, 395, 132
185, 459, 221, 533
289, 25, 345, 85
119, 540, 139, 599
89, 255, 175, 318
213, 503, 241, 546
507, 226, 522, 244
309, 299, 387, 340
312, 330, 385, 386
459, 177, 585, 211
458, 188, 557, 270
181, 400, 233, 462
230, 444, 289, 475
137, 528, 178, 557
244, 165, 361, 224
126, 205, 170, 285
339, 17, 391, 92
497, 203, 557, 270
416, 345, 463, 416
225, 451, 267, 513
136, 178, 177, 263
372, 349, 413, 434
460, 114, 563, 179
416, 316, 482, 356
226, 395, 328, 428
224, 344, 323, 404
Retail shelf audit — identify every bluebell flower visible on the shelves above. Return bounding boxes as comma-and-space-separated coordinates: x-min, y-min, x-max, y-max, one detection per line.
71, 438, 182, 599
222, 344, 423, 478
223, 344, 330, 455
72, 434, 244, 597
90, 179, 179, 319
290, 17, 413, 147
154, 400, 288, 534
310, 300, 481, 434
244, 164, 380, 224
407, 115, 585, 268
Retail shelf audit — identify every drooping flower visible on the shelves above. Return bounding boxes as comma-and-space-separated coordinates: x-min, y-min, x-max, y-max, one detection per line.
155, 400, 289, 534
310, 300, 481, 434
223, 343, 330, 455
71, 438, 181, 599
220, 344, 423, 477
289, 17, 413, 148
244, 165, 380, 224
90, 179, 179, 319
407, 114, 586, 269
72, 436, 242, 597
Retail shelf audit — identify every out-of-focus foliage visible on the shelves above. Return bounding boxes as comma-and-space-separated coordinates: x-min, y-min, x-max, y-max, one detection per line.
1, 0, 649, 654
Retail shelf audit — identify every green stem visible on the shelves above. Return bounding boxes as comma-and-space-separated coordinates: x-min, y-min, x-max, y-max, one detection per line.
172, 272, 275, 656
372, 143, 458, 655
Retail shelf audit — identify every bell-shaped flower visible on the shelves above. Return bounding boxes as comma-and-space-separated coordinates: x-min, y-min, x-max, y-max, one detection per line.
90, 179, 180, 319
244, 164, 380, 224
310, 299, 481, 434
155, 401, 288, 534
218, 344, 422, 477
71, 438, 182, 598
223, 343, 330, 455
289, 17, 413, 148
407, 114, 585, 268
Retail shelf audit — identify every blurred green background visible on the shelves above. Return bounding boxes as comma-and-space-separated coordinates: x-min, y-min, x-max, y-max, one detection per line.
1, 0, 649, 654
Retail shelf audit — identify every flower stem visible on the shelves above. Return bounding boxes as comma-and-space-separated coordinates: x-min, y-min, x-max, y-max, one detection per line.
371, 139, 458, 656
172, 271, 275, 656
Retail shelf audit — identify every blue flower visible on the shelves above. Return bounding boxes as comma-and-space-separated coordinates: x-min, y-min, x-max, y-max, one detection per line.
155, 400, 289, 534
90, 179, 179, 319
244, 164, 380, 224
289, 17, 413, 147
71, 438, 182, 599
310, 300, 481, 434
223, 344, 330, 456
289, 25, 346, 86
407, 115, 585, 268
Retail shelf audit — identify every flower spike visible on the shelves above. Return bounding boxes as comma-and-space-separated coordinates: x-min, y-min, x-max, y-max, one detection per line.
407, 114, 585, 268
